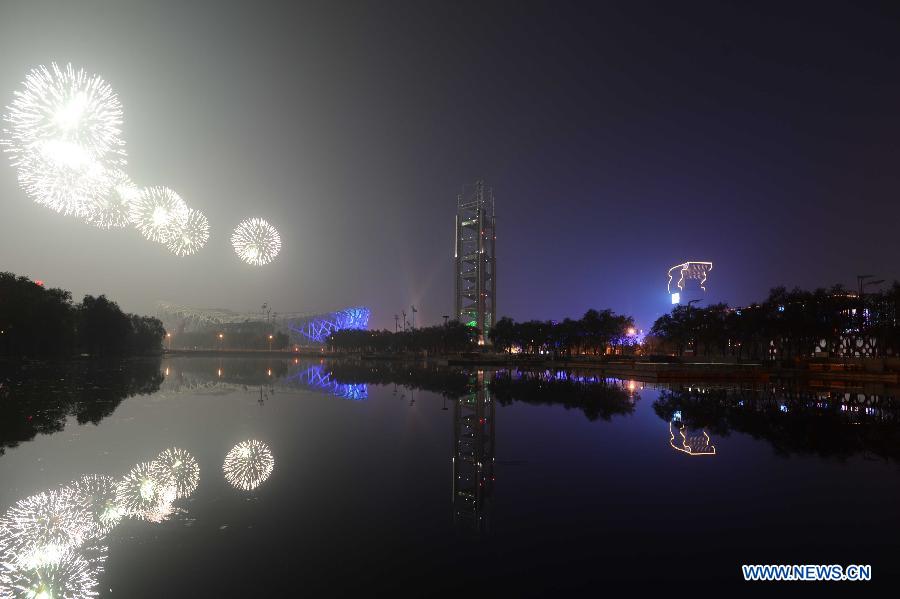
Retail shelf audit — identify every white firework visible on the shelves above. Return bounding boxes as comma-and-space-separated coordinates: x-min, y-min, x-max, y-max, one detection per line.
82, 169, 140, 229
3, 62, 125, 164
151, 448, 200, 499
129, 186, 189, 244
166, 208, 210, 257
114, 462, 176, 522
15, 145, 111, 217
2, 63, 126, 217
223, 440, 274, 491
230, 218, 281, 266
0, 544, 106, 599
0, 488, 93, 570
70, 475, 124, 540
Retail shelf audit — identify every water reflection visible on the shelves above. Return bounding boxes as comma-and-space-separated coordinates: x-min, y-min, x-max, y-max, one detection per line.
223, 440, 275, 491
452, 371, 495, 533
491, 369, 640, 421
160, 359, 368, 401
0, 448, 202, 598
0, 359, 163, 456
654, 383, 900, 460
668, 412, 716, 456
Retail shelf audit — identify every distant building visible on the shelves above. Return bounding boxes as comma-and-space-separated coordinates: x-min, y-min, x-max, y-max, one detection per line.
454, 180, 496, 341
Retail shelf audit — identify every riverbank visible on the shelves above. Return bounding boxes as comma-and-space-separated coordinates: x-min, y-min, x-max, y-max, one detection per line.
162, 349, 900, 384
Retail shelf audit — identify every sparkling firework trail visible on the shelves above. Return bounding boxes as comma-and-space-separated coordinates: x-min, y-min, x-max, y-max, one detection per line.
151, 448, 200, 499
166, 208, 210, 257
83, 169, 140, 229
2, 63, 125, 165
231, 218, 281, 266
0, 488, 93, 570
15, 146, 110, 217
0, 544, 106, 599
114, 462, 176, 522
2, 63, 126, 217
129, 186, 189, 244
70, 475, 124, 540
223, 440, 274, 491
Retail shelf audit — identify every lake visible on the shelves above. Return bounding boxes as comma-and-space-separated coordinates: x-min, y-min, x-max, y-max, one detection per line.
1, 356, 898, 595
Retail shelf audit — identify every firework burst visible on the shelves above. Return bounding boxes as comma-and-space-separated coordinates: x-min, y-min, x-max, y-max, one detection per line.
129, 186, 189, 244
15, 146, 110, 217
0, 488, 93, 570
114, 462, 176, 522
151, 448, 200, 499
2, 63, 126, 217
166, 208, 210, 257
0, 544, 106, 599
82, 169, 140, 229
230, 218, 281, 266
2, 63, 125, 165
223, 440, 274, 491
70, 475, 124, 540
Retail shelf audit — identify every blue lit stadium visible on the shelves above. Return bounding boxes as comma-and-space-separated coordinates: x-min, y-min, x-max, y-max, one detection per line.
156, 301, 370, 345
288, 307, 370, 343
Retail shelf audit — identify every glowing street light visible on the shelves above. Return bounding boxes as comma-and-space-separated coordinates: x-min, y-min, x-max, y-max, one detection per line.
268, 334, 274, 352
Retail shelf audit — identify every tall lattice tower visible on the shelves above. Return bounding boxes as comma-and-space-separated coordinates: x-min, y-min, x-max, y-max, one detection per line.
454, 180, 496, 340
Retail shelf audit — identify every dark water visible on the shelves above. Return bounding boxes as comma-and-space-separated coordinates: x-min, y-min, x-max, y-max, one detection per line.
1, 356, 899, 595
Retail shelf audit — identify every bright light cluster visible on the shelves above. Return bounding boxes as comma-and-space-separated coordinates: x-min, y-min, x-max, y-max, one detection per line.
0, 442, 280, 598
230, 218, 282, 266
289, 307, 371, 343
223, 440, 275, 490
1, 62, 210, 257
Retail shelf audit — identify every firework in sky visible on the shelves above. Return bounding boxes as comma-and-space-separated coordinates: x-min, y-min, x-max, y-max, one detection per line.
129, 186, 189, 244
2, 63, 126, 217
230, 218, 281, 266
82, 169, 140, 229
166, 208, 210, 257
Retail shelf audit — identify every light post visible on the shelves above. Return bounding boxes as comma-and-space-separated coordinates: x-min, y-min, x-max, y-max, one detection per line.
218, 332, 224, 351
166, 332, 172, 350
268, 334, 274, 352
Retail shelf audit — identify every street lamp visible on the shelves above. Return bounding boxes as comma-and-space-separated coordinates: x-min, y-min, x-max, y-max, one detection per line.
166, 332, 172, 350
218, 333, 224, 351
268, 334, 274, 352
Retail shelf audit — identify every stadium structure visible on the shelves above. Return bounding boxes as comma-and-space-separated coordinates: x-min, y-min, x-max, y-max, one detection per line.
156, 301, 370, 345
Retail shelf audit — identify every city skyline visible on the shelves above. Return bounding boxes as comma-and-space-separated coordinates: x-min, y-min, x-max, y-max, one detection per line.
1, 1, 899, 331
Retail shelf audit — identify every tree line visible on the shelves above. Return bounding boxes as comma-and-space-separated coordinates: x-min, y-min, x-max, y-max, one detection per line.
649, 284, 900, 359
0, 272, 166, 358
489, 309, 636, 355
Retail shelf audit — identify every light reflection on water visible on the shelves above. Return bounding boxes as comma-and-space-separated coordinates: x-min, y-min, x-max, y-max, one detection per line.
1, 357, 900, 594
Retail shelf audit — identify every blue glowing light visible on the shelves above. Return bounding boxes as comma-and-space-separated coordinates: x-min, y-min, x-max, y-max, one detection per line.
286, 365, 368, 400
288, 307, 370, 343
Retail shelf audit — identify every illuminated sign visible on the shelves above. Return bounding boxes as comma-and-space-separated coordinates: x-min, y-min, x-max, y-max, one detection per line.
667, 261, 713, 295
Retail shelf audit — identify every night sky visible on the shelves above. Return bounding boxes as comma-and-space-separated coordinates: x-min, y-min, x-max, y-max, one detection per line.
1, 0, 899, 330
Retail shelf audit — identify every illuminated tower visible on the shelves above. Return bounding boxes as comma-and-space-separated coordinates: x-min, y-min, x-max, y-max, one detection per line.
452, 370, 495, 532
454, 180, 496, 340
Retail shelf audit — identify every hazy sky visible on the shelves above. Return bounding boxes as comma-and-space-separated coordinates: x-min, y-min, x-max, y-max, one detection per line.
2, 0, 899, 330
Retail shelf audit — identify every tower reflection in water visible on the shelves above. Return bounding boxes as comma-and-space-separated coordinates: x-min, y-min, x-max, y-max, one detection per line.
452, 370, 495, 533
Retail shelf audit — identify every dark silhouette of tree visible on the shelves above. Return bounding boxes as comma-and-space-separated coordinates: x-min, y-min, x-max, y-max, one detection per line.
0, 272, 165, 358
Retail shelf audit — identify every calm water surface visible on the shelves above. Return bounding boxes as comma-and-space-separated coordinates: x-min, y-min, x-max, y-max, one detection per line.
1, 356, 899, 595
